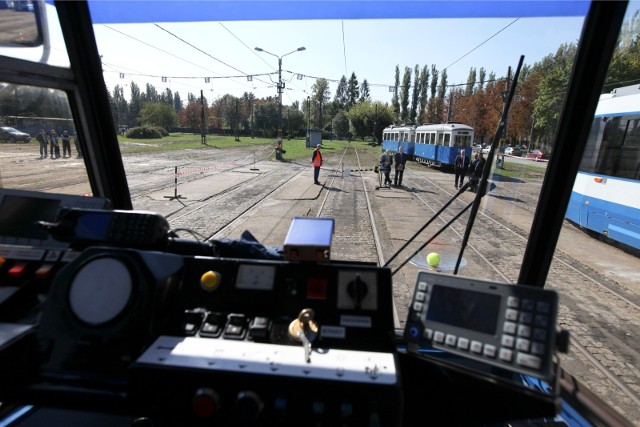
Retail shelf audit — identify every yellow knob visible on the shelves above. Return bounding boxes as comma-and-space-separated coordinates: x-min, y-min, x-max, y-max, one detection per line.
200, 270, 220, 292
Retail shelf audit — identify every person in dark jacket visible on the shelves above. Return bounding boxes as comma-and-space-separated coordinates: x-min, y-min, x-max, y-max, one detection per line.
394, 146, 407, 187
454, 149, 470, 189
469, 152, 486, 193
61, 130, 72, 158
36, 129, 48, 159
49, 130, 60, 159
380, 149, 393, 187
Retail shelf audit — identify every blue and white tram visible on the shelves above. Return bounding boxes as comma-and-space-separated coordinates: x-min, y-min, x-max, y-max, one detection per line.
381, 125, 415, 156
413, 123, 474, 167
566, 85, 640, 250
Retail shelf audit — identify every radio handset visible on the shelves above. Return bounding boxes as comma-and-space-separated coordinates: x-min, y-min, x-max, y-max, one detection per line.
43, 208, 170, 250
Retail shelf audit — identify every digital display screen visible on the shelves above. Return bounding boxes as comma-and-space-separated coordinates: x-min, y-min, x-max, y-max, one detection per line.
75, 213, 110, 239
0, 195, 61, 240
426, 285, 501, 335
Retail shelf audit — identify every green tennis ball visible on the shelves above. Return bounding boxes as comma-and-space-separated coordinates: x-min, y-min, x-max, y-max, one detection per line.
426, 252, 441, 267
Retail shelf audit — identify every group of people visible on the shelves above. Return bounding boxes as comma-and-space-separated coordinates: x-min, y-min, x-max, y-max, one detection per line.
35, 129, 82, 159
454, 149, 486, 192
311, 145, 484, 192
379, 146, 407, 187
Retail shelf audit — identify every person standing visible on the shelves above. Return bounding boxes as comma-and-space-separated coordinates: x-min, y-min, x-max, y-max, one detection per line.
380, 149, 393, 187
36, 129, 48, 159
74, 132, 83, 158
394, 146, 407, 187
469, 152, 486, 193
61, 130, 72, 158
454, 149, 470, 189
49, 130, 60, 159
311, 143, 323, 185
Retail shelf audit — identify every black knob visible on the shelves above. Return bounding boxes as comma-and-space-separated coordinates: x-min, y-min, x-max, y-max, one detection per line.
234, 390, 264, 423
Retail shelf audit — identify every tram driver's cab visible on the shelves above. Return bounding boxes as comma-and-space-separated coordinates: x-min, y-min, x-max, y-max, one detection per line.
0, 1, 636, 426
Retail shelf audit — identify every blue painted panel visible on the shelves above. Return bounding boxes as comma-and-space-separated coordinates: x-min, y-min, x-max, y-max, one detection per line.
87, 1, 589, 24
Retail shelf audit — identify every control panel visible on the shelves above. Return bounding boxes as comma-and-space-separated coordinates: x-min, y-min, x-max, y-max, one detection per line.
404, 271, 559, 382
0, 189, 109, 321
33, 247, 401, 426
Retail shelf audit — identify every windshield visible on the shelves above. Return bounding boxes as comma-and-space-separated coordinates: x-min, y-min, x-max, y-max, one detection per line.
0, 1, 639, 424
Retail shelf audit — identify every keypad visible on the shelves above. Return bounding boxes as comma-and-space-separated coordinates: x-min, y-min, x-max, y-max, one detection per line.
405, 278, 556, 378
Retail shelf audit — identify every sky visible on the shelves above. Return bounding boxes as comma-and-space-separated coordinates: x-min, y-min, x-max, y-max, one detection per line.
9, 1, 623, 108
91, 14, 588, 107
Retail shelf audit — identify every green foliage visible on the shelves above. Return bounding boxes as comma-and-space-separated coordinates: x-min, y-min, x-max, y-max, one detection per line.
138, 102, 178, 131
532, 43, 577, 143
126, 126, 164, 139
400, 66, 411, 123
345, 101, 394, 141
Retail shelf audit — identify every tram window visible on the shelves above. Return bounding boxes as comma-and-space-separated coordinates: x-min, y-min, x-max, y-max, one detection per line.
592, 116, 640, 179
0, 83, 91, 196
444, 133, 451, 146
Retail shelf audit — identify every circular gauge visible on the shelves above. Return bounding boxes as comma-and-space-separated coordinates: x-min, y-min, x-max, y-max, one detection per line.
68, 257, 134, 326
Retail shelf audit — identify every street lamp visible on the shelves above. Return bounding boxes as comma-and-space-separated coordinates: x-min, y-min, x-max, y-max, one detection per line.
307, 96, 311, 143
255, 46, 306, 146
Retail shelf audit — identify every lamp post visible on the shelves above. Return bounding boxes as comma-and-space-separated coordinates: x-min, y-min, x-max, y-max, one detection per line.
307, 96, 311, 144
255, 46, 306, 146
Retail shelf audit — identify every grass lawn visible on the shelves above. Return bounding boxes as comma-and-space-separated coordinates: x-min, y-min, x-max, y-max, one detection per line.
118, 133, 383, 161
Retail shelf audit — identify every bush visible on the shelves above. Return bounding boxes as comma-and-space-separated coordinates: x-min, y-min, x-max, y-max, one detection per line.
125, 126, 164, 139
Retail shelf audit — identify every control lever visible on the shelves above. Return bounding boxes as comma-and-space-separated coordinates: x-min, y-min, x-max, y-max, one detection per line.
288, 308, 319, 363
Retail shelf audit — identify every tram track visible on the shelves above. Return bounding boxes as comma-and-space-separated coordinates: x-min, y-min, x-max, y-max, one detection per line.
313, 146, 398, 325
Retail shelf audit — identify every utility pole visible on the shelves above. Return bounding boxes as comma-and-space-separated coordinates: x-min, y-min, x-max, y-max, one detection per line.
250, 96, 254, 139
307, 96, 311, 144
234, 98, 240, 141
501, 66, 512, 142
200, 90, 206, 145
254, 46, 306, 147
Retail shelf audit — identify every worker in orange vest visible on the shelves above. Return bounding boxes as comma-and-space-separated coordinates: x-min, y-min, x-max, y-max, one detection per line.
312, 144, 323, 185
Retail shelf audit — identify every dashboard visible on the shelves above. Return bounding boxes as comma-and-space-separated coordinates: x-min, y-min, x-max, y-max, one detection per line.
0, 189, 564, 426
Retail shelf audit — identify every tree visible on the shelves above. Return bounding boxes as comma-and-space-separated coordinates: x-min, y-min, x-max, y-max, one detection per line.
180, 100, 206, 131
143, 83, 159, 104
345, 101, 394, 141
427, 65, 439, 123
139, 102, 178, 130
129, 82, 142, 127
400, 66, 411, 122
173, 92, 183, 114
347, 72, 359, 109
332, 110, 349, 139
110, 84, 129, 127
465, 67, 476, 96
392, 65, 400, 116
478, 67, 487, 91
334, 76, 348, 110
160, 88, 174, 106
359, 79, 371, 102
437, 69, 448, 123
312, 78, 331, 130
418, 65, 429, 124
532, 43, 577, 145
410, 65, 421, 124
284, 104, 305, 138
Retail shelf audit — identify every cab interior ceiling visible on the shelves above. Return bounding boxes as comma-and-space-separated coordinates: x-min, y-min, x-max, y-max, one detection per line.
55, 0, 626, 290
